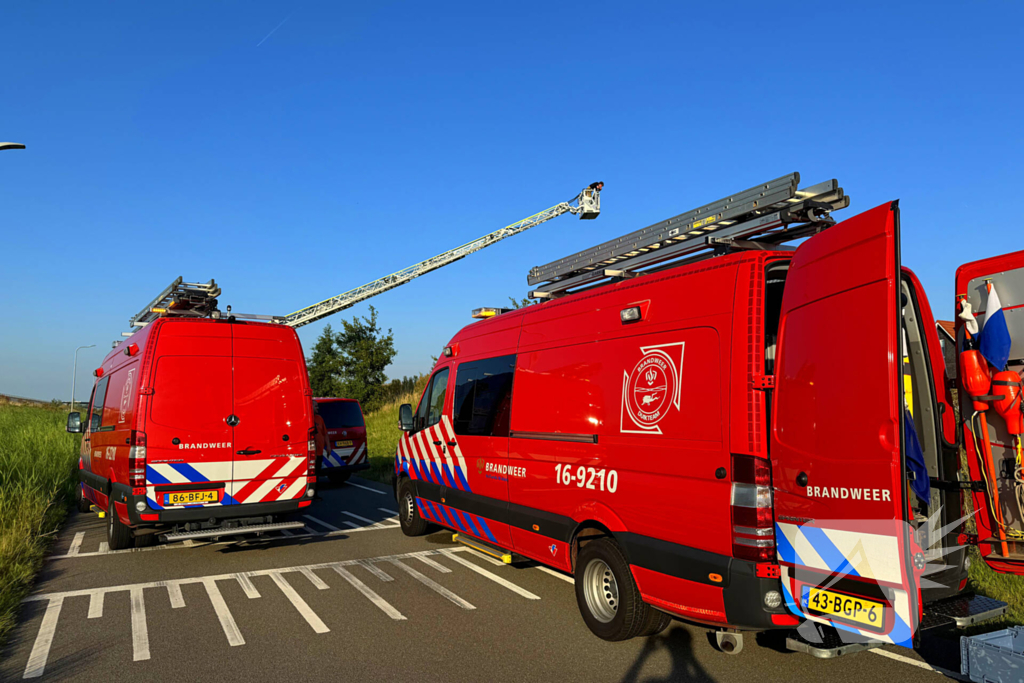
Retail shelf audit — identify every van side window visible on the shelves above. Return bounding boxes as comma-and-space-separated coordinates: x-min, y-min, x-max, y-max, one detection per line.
89, 377, 109, 432
453, 355, 515, 437
416, 368, 450, 430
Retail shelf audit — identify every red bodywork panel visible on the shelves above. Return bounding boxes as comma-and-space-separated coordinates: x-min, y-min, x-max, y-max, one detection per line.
80, 318, 313, 526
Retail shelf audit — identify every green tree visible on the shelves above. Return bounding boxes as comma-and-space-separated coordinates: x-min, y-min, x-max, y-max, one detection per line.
508, 296, 536, 309
307, 323, 344, 397
335, 306, 397, 412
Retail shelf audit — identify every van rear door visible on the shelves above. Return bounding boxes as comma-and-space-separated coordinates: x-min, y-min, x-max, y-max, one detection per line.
955, 250, 1024, 574
147, 322, 235, 509
229, 324, 311, 506
771, 201, 920, 646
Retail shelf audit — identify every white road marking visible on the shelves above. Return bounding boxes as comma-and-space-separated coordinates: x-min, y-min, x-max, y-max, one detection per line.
443, 550, 541, 600
344, 481, 387, 495
300, 567, 330, 590
332, 566, 406, 621
129, 588, 150, 661
416, 555, 451, 573
463, 548, 506, 567
23, 596, 62, 679
166, 582, 185, 608
203, 579, 245, 647
98, 542, 109, 554
87, 591, 103, 619
869, 648, 968, 681
235, 573, 261, 599
270, 573, 330, 633
341, 511, 390, 529
378, 507, 399, 516
303, 515, 341, 532
536, 565, 575, 584
67, 532, 84, 556
343, 521, 360, 529
359, 561, 394, 582
390, 560, 475, 610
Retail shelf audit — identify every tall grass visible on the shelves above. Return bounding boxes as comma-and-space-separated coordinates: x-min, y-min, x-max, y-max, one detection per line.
363, 375, 428, 484
0, 402, 80, 645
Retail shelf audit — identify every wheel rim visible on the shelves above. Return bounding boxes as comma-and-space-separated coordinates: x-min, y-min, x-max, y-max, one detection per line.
583, 558, 619, 623
403, 491, 416, 524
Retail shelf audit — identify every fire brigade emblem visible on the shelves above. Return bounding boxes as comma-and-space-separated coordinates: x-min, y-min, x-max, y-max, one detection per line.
621, 342, 684, 435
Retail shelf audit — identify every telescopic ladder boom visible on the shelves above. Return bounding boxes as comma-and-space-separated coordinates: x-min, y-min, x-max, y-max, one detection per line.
528, 172, 848, 298
284, 183, 602, 328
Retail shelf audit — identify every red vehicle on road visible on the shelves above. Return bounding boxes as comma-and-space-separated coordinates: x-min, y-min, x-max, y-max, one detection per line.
315, 397, 369, 483
392, 175, 1024, 654
68, 286, 316, 550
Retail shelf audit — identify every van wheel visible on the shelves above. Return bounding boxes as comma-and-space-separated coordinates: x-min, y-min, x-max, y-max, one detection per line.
75, 484, 91, 513
637, 607, 673, 637
106, 502, 133, 551
397, 480, 428, 536
326, 470, 351, 485
574, 537, 650, 641
134, 532, 157, 548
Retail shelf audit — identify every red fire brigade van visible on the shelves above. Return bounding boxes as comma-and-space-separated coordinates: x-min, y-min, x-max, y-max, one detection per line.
393, 174, 1024, 654
315, 397, 369, 483
67, 283, 316, 550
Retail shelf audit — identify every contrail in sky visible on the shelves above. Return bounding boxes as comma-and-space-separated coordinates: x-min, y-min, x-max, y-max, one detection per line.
256, 13, 293, 47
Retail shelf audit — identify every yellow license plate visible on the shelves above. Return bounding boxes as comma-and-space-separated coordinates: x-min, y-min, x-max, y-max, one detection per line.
165, 490, 220, 506
804, 586, 885, 630
335, 440, 353, 447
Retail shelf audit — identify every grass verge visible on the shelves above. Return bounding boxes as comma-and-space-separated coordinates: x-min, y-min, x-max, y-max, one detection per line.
0, 402, 80, 645
362, 375, 428, 485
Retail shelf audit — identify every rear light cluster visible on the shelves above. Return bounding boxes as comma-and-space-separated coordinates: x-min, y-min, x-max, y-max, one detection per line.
128, 430, 147, 487
731, 454, 775, 562
307, 428, 317, 475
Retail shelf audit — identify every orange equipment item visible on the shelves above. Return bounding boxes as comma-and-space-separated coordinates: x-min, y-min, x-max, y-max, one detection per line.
961, 349, 993, 411
992, 371, 1024, 436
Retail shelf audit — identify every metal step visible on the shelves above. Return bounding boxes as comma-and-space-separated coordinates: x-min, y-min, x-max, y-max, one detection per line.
786, 623, 882, 659
452, 533, 523, 564
161, 521, 306, 542
922, 593, 1007, 630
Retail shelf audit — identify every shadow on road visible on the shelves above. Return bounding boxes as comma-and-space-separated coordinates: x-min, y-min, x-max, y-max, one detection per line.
620, 627, 716, 683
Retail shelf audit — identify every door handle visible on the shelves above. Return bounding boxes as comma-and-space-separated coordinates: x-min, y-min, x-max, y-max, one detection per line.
432, 440, 443, 446
447, 441, 457, 447
236, 449, 262, 455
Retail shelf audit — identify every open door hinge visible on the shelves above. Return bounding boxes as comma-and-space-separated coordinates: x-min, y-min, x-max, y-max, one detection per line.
752, 374, 775, 390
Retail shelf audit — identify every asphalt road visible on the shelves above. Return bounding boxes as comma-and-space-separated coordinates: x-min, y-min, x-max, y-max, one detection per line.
1, 477, 973, 682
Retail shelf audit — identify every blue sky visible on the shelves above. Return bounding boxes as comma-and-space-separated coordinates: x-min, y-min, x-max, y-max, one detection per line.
2, 1, 1022, 402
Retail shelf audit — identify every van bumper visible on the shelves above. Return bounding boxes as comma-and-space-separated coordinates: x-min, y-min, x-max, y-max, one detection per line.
108, 481, 313, 527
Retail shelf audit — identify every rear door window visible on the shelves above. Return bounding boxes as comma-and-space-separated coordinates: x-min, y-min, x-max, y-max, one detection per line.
318, 401, 364, 428
453, 355, 515, 437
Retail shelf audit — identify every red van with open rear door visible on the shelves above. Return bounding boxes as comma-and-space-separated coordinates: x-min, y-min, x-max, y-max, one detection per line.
68, 313, 316, 549
315, 397, 370, 484
392, 173, 1024, 655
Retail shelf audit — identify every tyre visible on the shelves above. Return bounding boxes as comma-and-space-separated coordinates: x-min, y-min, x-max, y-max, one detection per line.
75, 483, 92, 513
574, 537, 652, 641
637, 606, 673, 637
133, 531, 157, 548
326, 470, 351, 485
106, 502, 133, 551
397, 479, 429, 536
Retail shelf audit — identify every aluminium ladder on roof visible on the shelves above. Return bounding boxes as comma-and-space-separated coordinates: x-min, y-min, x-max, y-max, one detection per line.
128, 277, 222, 328
527, 172, 848, 298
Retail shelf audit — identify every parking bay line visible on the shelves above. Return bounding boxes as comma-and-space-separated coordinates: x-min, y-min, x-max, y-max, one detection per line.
303, 515, 341, 532
203, 579, 245, 647
341, 511, 394, 529
23, 596, 62, 679
67, 532, 84, 557
442, 550, 540, 600
389, 559, 476, 610
343, 481, 387, 495
332, 566, 406, 621
270, 573, 330, 633
130, 588, 150, 662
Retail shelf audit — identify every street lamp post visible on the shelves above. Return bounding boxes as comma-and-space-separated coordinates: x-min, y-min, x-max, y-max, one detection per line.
0, 142, 26, 151
72, 345, 95, 411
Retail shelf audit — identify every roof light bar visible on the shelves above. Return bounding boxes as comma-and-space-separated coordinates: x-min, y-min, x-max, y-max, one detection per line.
472, 307, 512, 319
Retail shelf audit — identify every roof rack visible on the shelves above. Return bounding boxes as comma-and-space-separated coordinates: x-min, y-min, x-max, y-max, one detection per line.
528, 172, 848, 298
128, 277, 285, 329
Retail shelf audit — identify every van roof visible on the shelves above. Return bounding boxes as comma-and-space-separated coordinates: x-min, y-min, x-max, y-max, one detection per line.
314, 397, 361, 404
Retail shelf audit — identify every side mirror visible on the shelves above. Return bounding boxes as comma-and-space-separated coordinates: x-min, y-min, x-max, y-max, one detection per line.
66, 412, 83, 434
398, 404, 414, 431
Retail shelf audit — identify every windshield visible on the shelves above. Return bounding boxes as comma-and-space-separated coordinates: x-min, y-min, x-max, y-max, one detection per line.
318, 401, 364, 428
